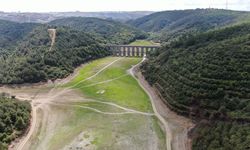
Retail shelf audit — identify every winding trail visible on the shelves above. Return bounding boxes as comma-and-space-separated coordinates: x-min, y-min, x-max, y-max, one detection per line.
71, 58, 122, 88
16, 105, 37, 150
77, 74, 128, 88
48, 58, 123, 100
131, 57, 194, 150
11, 56, 193, 150
13, 57, 132, 150
48, 102, 154, 116
129, 57, 173, 150
48, 29, 56, 51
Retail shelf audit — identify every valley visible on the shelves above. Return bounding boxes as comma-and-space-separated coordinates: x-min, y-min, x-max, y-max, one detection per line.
0, 7, 249, 150
1, 57, 168, 150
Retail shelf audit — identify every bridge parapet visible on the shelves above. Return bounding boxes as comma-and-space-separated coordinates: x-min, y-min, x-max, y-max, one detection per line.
108, 45, 161, 57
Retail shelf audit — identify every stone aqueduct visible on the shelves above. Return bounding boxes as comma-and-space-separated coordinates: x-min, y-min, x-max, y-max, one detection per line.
108, 45, 161, 57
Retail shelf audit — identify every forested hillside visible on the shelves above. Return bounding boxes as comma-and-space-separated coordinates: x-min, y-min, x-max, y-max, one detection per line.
141, 23, 250, 149
0, 20, 110, 84
0, 19, 38, 48
0, 93, 31, 149
129, 9, 250, 42
50, 17, 148, 44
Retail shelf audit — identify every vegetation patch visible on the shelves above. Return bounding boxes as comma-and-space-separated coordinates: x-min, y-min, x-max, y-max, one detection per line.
142, 23, 250, 120
0, 93, 31, 149
141, 23, 250, 149
68, 57, 153, 112
50, 17, 148, 44
129, 40, 157, 46
191, 121, 250, 150
129, 9, 250, 42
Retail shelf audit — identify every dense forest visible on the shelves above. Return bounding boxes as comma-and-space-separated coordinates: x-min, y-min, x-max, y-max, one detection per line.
50, 17, 148, 44
141, 23, 250, 149
0, 19, 38, 48
191, 121, 250, 150
0, 93, 31, 149
0, 20, 110, 84
129, 9, 250, 42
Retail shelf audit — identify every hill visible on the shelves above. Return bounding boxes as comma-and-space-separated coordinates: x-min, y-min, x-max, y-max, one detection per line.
129, 9, 250, 42
0, 20, 110, 84
0, 11, 153, 23
141, 23, 250, 149
49, 17, 148, 44
51, 11, 153, 22
0, 19, 38, 48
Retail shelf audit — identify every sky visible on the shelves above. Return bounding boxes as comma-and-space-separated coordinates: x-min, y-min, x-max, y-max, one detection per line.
0, 0, 250, 12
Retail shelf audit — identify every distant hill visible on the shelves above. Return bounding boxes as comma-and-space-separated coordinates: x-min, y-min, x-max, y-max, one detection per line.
0, 12, 56, 23
52, 11, 153, 22
129, 9, 250, 41
141, 23, 250, 149
0, 19, 38, 48
50, 17, 148, 44
0, 11, 153, 23
0, 20, 109, 84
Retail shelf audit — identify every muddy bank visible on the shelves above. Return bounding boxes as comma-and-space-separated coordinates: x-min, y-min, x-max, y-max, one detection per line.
133, 62, 194, 150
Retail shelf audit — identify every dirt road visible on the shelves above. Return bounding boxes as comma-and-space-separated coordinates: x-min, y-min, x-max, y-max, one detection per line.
131, 58, 194, 150
3, 57, 193, 150
48, 29, 56, 51
12, 58, 123, 150
4, 57, 158, 150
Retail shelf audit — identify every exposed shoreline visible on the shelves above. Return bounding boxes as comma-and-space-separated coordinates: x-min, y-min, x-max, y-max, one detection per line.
4, 56, 194, 150
132, 58, 195, 150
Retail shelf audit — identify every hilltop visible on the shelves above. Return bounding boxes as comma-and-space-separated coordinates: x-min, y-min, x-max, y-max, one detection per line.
129, 9, 250, 41
0, 20, 110, 84
0, 11, 153, 23
50, 17, 148, 44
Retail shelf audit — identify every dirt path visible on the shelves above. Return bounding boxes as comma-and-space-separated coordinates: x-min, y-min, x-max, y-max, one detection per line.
48, 102, 154, 116
131, 57, 194, 150
47, 58, 123, 100
71, 58, 123, 88
16, 105, 37, 150
48, 29, 56, 51
6, 57, 182, 150
77, 74, 128, 88
8, 57, 142, 150
130, 58, 172, 150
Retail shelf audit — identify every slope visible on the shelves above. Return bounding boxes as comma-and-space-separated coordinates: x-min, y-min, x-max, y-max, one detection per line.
0, 19, 38, 48
49, 17, 148, 44
0, 20, 110, 84
129, 9, 250, 42
141, 23, 250, 149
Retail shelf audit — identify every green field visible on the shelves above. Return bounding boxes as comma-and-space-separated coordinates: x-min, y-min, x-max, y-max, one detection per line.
67, 57, 152, 112
28, 57, 166, 150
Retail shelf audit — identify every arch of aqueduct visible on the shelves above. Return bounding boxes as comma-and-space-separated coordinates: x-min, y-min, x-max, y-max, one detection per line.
108, 45, 161, 57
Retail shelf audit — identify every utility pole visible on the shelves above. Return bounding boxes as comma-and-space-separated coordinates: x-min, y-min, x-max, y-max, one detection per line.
226, 0, 228, 10
209, 0, 212, 9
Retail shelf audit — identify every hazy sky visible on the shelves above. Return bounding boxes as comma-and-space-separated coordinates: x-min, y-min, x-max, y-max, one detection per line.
0, 0, 250, 12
